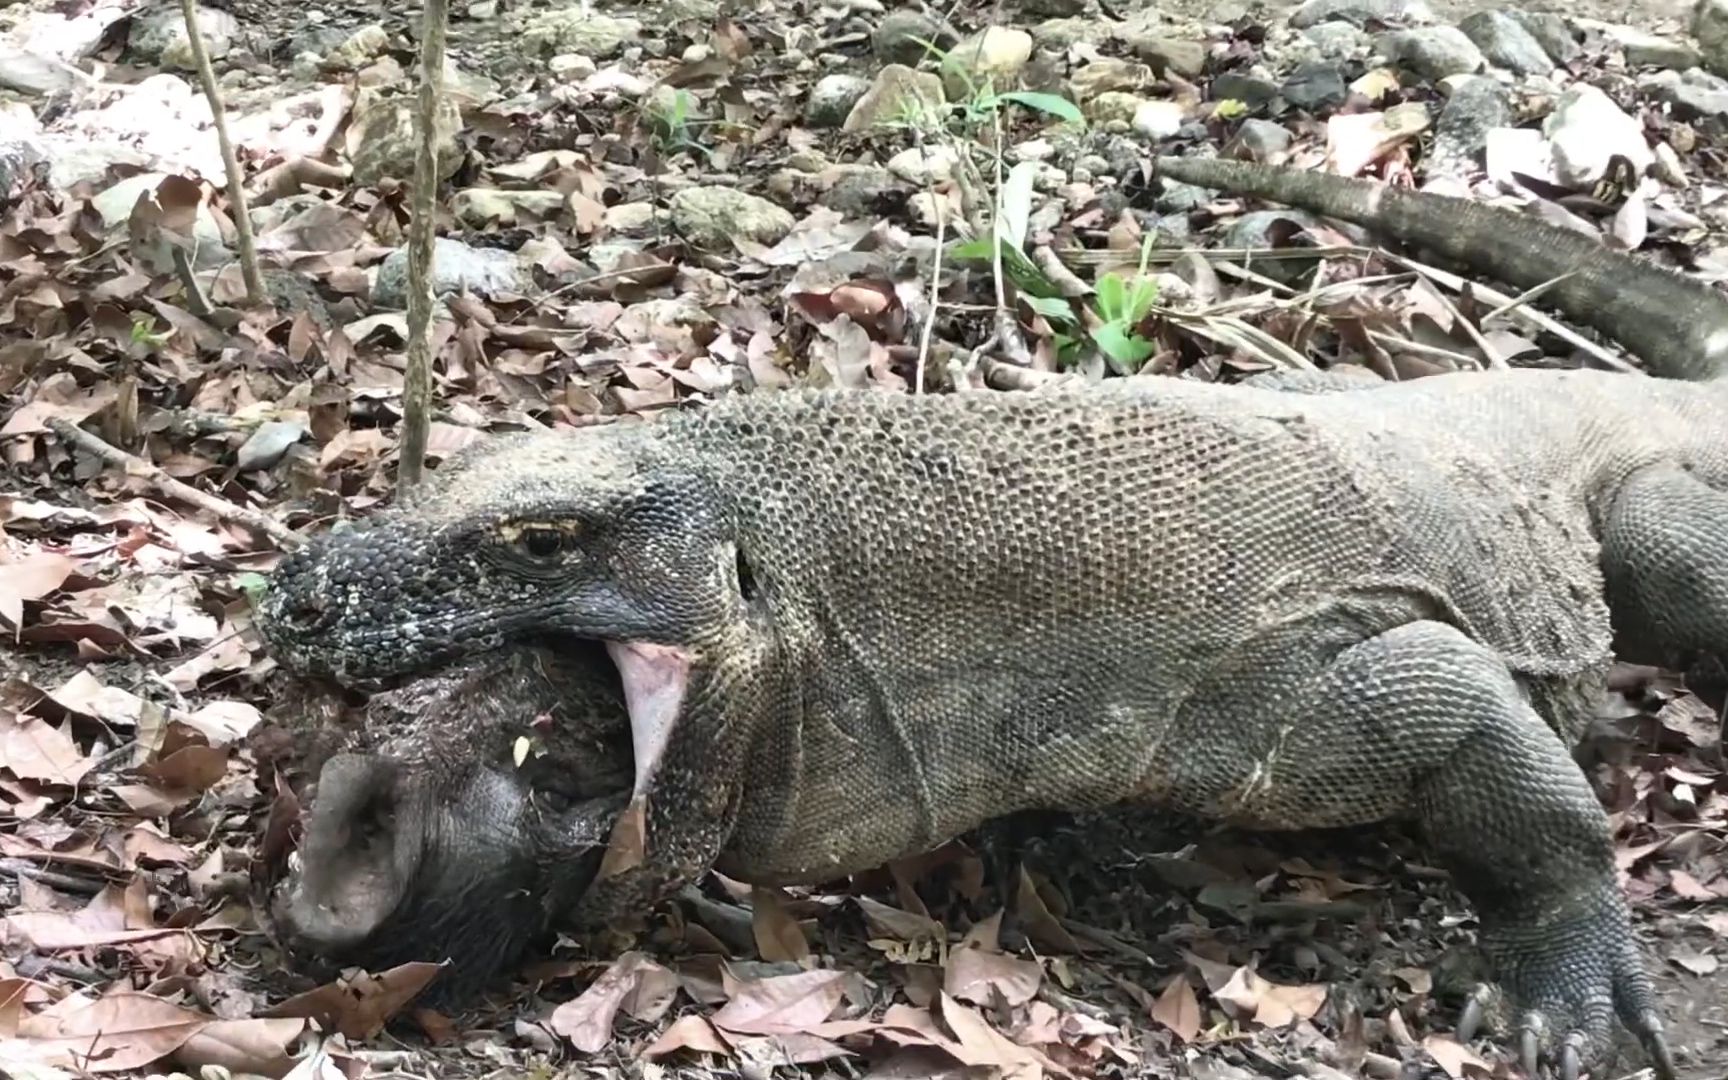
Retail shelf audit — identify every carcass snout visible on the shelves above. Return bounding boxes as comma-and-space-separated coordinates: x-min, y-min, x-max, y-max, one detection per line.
275, 753, 415, 958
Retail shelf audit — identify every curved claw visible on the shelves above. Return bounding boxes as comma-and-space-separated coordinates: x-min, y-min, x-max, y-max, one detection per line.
1518, 1020, 1541, 1078
1560, 1034, 1583, 1080
1635, 1009, 1677, 1080
1457, 989, 1487, 1044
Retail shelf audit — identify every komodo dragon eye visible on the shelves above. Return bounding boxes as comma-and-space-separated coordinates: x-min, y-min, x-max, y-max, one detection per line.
519, 528, 564, 559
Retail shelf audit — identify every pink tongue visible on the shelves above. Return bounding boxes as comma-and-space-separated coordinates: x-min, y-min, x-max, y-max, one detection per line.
598, 641, 692, 878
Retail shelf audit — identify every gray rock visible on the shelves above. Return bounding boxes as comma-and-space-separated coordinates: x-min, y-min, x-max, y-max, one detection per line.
668, 186, 795, 249
806, 73, 871, 128
1458, 10, 1553, 76
0, 46, 82, 96
1231, 118, 1293, 159
1281, 61, 1347, 112
1649, 67, 1728, 120
1300, 22, 1371, 60
372, 237, 533, 309
1509, 11, 1579, 65
1609, 27, 1701, 72
287, 25, 349, 57
1211, 71, 1278, 108
347, 92, 462, 186
1696, 0, 1728, 79
873, 10, 952, 66
1070, 58, 1152, 101
127, 5, 238, 69
520, 11, 642, 59
941, 27, 1033, 98
237, 422, 307, 472
1155, 177, 1213, 213
322, 24, 388, 72
1132, 99, 1186, 139
1288, 0, 1434, 30
1129, 35, 1206, 79
1017, 0, 1086, 17
0, 121, 45, 197
822, 165, 907, 218
1427, 75, 1511, 181
1376, 26, 1485, 81
1543, 83, 1651, 187
843, 64, 946, 132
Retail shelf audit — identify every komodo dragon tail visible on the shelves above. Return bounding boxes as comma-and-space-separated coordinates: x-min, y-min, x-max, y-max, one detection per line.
1152, 155, 1728, 383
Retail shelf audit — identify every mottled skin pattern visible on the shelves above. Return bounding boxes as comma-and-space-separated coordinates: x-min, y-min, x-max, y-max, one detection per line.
259, 160, 1728, 1076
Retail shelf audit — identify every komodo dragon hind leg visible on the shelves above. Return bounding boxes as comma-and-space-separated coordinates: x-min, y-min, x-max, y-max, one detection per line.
1167, 620, 1673, 1080
1601, 465, 1728, 698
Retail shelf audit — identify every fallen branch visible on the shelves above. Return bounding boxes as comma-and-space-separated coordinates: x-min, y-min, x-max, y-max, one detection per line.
47, 418, 302, 550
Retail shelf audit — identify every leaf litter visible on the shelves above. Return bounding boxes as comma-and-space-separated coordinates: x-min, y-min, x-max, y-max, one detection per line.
1, 0, 1727, 1076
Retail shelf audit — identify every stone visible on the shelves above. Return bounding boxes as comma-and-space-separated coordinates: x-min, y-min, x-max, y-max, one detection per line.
667, 186, 795, 249
1211, 71, 1279, 108
1129, 35, 1206, 79
1288, 0, 1434, 30
1132, 99, 1186, 139
843, 64, 946, 132
347, 90, 462, 186
806, 74, 872, 127
1085, 91, 1144, 127
1696, 0, 1728, 79
1231, 117, 1293, 159
1070, 58, 1152, 101
1376, 26, 1485, 81
1281, 61, 1347, 112
1457, 10, 1553, 76
323, 24, 388, 71
873, 10, 952, 66
1427, 74, 1511, 182
373, 238, 534, 309
1607, 27, 1702, 72
1509, 11, 1579, 65
1543, 83, 1652, 187
941, 27, 1033, 98
129, 5, 239, 70
520, 11, 642, 59
885, 144, 961, 184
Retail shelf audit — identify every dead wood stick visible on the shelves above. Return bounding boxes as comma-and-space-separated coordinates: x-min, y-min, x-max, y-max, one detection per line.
47, 418, 302, 550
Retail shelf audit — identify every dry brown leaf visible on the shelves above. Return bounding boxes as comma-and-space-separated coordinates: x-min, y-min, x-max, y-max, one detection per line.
15, 992, 209, 1073
0, 554, 79, 629
548, 952, 670, 1052
943, 945, 1042, 1008
643, 1013, 732, 1059
171, 1017, 306, 1077
934, 992, 1046, 1079
709, 967, 846, 1036
857, 896, 943, 942
1423, 1033, 1492, 1079
0, 715, 92, 786
1149, 976, 1201, 1042
751, 885, 812, 963
263, 962, 442, 1041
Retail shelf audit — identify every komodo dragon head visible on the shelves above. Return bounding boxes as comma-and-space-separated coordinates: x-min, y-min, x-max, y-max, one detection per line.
263, 422, 776, 983
271, 645, 632, 999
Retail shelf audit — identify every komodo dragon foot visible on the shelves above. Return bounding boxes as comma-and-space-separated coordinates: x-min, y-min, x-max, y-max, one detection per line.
1170, 619, 1675, 1079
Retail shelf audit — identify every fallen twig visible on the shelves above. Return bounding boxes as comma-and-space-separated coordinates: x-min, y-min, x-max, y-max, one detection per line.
47, 417, 302, 550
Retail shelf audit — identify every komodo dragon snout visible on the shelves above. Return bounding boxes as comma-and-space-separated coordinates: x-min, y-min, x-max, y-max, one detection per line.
273, 646, 632, 1000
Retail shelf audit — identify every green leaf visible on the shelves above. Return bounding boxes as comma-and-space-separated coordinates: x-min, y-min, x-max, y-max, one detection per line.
1092, 322, 1155, 370
1214, 98, 1248, 120
994, 90, 1084, 125
235, 572, 269, 607
948, 237, 1068, 300
1095, 273, 1127, 320
1023, 293, 1076, 326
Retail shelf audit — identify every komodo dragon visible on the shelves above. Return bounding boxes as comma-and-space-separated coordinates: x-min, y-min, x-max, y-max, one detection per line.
258, 155, 1728, 1078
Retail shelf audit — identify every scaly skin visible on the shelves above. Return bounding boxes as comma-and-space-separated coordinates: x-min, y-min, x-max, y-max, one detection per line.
263, 160, 1728, 1075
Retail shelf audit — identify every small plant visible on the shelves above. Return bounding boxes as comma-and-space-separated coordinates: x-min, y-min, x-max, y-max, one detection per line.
645, 87, 714, 161
1089, 240, 1160, 373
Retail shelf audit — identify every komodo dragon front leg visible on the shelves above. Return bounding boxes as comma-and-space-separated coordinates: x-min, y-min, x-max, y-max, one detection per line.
1165, 618, 1670, 1080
